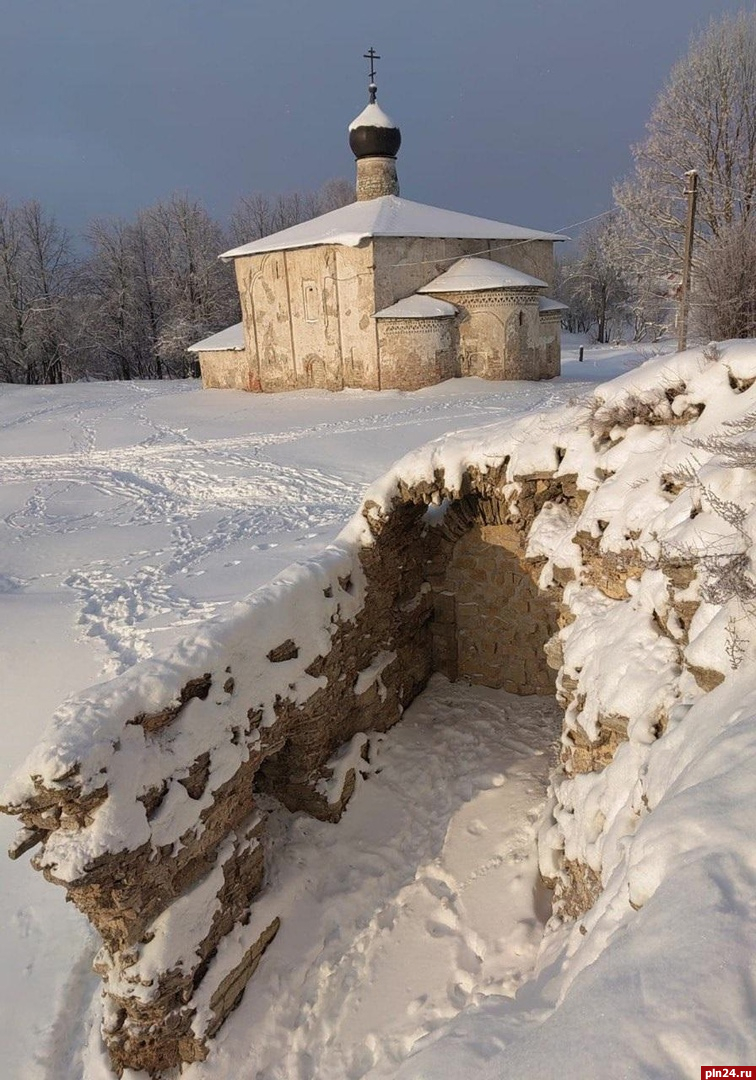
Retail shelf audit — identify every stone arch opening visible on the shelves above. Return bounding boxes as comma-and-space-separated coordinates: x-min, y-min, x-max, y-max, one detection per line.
421, 491, 560, 697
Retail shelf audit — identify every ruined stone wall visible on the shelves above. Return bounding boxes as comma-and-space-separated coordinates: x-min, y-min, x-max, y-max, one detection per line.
25, 404, 713, 1075
0, 495, 442, 1074
1, 454, 572, 1075
6, 349, 740, 1076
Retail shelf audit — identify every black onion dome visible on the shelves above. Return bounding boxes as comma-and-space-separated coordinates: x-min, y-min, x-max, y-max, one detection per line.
348, 100, 401, 160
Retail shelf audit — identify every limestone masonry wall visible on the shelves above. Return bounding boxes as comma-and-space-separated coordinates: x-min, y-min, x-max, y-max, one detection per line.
436, 288, 545, 379
539, 310, 562, 379
375, 316, 457, 389
439, 523, 558, 694
355, 157, 400, 200
232, 243, 380, 392
372, 236, 555, 314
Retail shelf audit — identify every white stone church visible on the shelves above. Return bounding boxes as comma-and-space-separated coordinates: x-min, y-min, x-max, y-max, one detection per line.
190, 75, 566, 392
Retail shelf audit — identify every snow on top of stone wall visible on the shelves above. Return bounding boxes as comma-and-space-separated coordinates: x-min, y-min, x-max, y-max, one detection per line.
385, 339, 756, 1076
0, 535, 370, 880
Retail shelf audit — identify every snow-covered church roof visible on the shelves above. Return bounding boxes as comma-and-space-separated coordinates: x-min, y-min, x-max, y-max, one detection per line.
373, 295, 457, 319
187, 323, 245, 353
418, 256, 547, 293
538, 296, 569, 313
220, 196, 565, 260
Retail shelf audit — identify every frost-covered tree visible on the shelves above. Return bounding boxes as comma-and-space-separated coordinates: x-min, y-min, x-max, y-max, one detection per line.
559, 215, 670, 343
615, 11, 756, 337
554, 259, 593, 336
0, 199, 74, 383
146, 195, 238, 376
84, 217, 154, 380
693, 218, 756, 340
85, 197, 239, 380
558, 215, 634, 343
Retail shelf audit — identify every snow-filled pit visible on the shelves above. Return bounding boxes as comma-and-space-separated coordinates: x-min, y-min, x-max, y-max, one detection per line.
79, 675, 560, 1080
205, 677, 559, 1079
0, 344, 658, 1078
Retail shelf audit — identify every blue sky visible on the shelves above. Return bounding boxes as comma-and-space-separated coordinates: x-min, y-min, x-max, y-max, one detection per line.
1, 0, 749, 237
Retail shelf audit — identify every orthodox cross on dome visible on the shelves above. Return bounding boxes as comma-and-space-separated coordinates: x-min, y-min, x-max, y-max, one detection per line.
363, 46, 380, 102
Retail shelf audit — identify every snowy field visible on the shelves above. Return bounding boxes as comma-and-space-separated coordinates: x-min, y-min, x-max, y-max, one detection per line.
0, 342, 651, 1079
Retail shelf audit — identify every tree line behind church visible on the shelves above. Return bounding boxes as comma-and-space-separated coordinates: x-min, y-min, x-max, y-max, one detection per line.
558, 11, 756, 347
0, 178, 353, 385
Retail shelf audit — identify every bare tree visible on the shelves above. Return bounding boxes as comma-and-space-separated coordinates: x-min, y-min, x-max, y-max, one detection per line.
0, 199, 73, 384
229, 192, 276, 245
615, 11, 756, 337
84, 217, 156, 380
558, 215, 634, 343
554, 257, 593, 335
229, 177, 354, 245
316, 177, 355, 214
84, 197, 238, 380
693, 218, 756, 339
146, 195, 238, 376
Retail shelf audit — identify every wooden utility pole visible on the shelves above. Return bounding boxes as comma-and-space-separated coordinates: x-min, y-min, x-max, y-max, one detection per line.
677, 169, 698, 352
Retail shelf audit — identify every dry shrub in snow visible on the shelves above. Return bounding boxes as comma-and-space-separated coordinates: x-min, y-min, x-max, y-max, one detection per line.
586, 380, 700, 441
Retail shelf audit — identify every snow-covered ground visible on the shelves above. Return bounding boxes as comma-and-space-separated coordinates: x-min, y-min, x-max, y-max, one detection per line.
0, 342, 656, 1080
